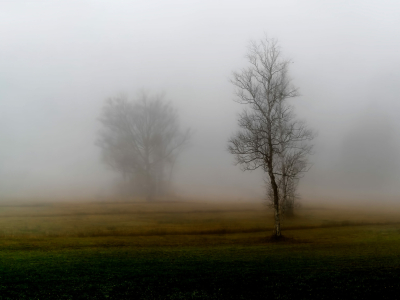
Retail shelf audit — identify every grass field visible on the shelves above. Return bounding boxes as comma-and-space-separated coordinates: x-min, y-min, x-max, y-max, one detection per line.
1, 199, 400, 299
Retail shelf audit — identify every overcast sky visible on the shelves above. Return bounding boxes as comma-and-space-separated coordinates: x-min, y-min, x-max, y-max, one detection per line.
1, 0, 400, 202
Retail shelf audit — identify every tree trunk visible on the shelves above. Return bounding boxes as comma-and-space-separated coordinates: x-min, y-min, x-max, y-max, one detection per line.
145, 171, 154, 202
273, 204, 281, 237
268, 170, 281, 237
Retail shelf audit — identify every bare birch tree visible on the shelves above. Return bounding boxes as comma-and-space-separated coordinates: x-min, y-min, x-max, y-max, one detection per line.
228, 37, 314, 238
97, 93, 190, 201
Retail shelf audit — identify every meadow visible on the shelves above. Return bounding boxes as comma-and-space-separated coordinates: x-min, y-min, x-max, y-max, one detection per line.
0, 199, 400, 299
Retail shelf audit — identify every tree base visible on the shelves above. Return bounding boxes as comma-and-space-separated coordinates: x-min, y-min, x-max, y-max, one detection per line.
267, 234, 292, 242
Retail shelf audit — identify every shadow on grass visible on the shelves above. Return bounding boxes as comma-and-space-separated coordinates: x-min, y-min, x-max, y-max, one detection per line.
264, 235, 312, 244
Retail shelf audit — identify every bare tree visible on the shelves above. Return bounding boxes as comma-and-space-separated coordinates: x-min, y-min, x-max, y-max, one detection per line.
228, 37, 314, 238
97, 92, 190, 201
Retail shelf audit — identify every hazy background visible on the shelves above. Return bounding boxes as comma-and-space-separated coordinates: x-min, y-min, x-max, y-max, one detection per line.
1, 0, 400, 203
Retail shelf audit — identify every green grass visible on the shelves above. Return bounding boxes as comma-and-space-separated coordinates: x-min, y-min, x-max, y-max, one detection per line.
1, 200, 400, 299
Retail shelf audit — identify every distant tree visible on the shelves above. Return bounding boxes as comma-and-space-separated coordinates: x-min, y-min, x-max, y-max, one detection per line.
97, 93, 190, 201
228, 36, 314, 238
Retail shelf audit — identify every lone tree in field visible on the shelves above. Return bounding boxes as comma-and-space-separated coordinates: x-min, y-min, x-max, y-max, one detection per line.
97, 93, 190, 201
228, 37, 314, 237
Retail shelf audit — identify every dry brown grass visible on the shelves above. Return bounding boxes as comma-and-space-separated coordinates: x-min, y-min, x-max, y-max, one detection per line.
0, 200, 268, 238
0, 198, 400, 240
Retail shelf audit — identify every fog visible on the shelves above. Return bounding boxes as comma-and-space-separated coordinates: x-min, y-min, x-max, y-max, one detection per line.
1, 0, 400, 203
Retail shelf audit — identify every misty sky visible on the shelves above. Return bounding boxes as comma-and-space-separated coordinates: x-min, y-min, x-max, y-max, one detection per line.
1, 0, 400, 201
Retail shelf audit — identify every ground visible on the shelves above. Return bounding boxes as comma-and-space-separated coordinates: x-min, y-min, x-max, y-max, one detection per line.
0, 199, 399, 299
